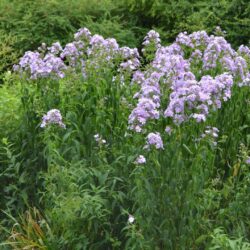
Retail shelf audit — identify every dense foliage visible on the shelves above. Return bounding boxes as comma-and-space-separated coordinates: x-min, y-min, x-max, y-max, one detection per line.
0, 0, 249, 80
0, 25, 250, 249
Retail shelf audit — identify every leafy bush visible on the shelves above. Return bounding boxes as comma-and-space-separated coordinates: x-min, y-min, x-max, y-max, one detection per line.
0, 0, 139, 78
0, 31, 21, 82
119, 0, 250, 47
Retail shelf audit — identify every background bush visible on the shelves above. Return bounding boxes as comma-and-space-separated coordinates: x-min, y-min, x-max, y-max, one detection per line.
0, 0, 249, 79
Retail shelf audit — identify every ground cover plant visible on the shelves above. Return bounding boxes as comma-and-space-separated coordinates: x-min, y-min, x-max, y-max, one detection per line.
0, 26, 250, 249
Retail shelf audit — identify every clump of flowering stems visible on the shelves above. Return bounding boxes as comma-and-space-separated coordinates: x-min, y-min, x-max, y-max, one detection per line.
14, 27, 140, 81
129, 29, 250, 149
14, 28, 250, 150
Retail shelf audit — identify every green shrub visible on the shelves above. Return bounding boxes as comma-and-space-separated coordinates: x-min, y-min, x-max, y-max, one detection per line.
0, 31, 21, 82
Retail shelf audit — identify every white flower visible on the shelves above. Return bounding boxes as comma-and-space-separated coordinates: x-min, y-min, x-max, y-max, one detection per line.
94, 134, 100, 141
94, 133, 106, 145
128, 214, 135, 224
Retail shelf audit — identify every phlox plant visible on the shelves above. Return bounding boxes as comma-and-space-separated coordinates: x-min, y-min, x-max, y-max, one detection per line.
1, 27, 250, 249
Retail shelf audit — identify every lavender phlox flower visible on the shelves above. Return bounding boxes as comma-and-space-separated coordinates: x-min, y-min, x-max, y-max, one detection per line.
129, 70, 162, 131
189, 31, 210, 47
220, 55, 237, 72
128, 98, 160, 132
152, 52, 192, 84
74, 27, 92, 42
48, 42, 63, 55
89, 36, 119, 55
90, 34, 105, 46
18, 51, 41, 69
200, 74, 233, 104
137, 72, 162, 100
61, 42, 84, 67
16, 51, 67, 79
156, 43, 184, 57
239, 72, 250, 87
139, 84, 161, 101
142, 30, 161, 55
131, 71, 145, 85
142, 30, 161, 45
164, 72, 233, 124
192, 113, 206, 122
12, 64, 20, 72
203, 36, 235, 70
119, 58, 140, 72
43, 53, 67, 78
86, 36, 119, 68
189, 49, 202, 62
135, 155, 146, 164
245, 157, 250, 165
165, 126, 172, 135
238, 45, 250, 59
105, 38, 119, 51
214, 73, 233, 101
119, 47, 139, 60
176, 32, 194, 48
234, 56, 248, 81
41, 109, 65, 128
145, 132, 164, 150
164, 79, 198, 123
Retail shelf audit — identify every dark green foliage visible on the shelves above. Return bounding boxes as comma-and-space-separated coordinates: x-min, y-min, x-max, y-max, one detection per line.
0, 0, 250, 78
0, 30, 21, 82
0, 0, 140, 78
120, 0, 250, 47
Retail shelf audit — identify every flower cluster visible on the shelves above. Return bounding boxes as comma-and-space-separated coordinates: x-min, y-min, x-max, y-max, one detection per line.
165, 126, 172, 135
129, 72, 161, 132
144, 132, 164, 150
164, 73, 233, 123
15, 27, 139, 80
135, 155, 146, 164
202, 126, 219, 138
200, 126, 219, 146
14, 28, 250, 152
238, 45, 250, 60
41, 109, 65, 128
48, 42, 63, 55
74, 27, 92, 42
14, 51, 67, 79
118, 47, 140, 74
94, 134, 106, 145
142, 30, 161, 56
88, 35, 119, 59
61, 41, 85, 67
128, 29, 249, 150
